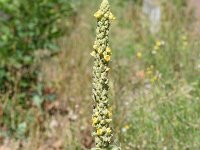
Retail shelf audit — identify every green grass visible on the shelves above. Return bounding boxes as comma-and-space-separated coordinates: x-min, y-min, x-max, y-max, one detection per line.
121, 81, 200, 149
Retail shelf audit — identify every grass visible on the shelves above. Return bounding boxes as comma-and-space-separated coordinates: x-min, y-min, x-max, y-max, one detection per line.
0, 0, 200, 149
121, 80, 200, 149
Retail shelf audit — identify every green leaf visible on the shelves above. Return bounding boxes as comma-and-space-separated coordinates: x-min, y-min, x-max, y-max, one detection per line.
32, 95, 43, 108
16, 122, 27, 138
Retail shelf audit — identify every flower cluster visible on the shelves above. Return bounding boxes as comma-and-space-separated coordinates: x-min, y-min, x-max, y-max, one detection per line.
146, 65, 162, 84
152, 40, 165, 55
181, 35, 188, 47
91, 0, 115, 149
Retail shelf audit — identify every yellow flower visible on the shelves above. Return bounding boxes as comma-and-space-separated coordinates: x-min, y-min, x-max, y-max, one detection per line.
104, 13, 109, 18
92, 117, 98, 125
106, 119, 112, 123
98, 49, 102, 54
183, 41, 188, 46
156, 41, 161, 47
90, 51, 96, 57
106, 47, 111, 53
109, 12, 116, 20
94, 11, 102, 19
181, 35, 187, 41
108, 111, 112, 117
95, 112, 99, 116
154, 45, 159, 50
136, 52, 142, 59
161, 41, 165, 45
156, 40, 165, 47
150, 76, 158, 84
124, 125, 130, 129
146, 70, 153, 76
106, 128, 112, 134
93, 44, 98, 50
104, 55, 111, 62
97, 128, 103, 135
105, 67, 110, 72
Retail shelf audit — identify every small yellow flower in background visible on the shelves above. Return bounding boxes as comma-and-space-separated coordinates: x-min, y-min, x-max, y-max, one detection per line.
104, 55, 111, 62
90, 51, 96, 57
124, 125, 130, 129
147, 71, 152, 75
122, 124, 130, 132
181, 35, 187, 41
181, 35, 188, 47
94, 11, 102, 19
153, 40, 165, 52
146, 69, 153, 76
156, 40, 165, 46
145, 65, 161, 84
156, 41, 162, 47
97, 128, 103, 135
183, 41, 188, 47
150, 65, 154, 69
136, 52, 142, 59
154, 45, 159, 50
151, 75, 158, 84
106, 47, 111, 53
161, 41, 165, 45
152, 50, 157, 55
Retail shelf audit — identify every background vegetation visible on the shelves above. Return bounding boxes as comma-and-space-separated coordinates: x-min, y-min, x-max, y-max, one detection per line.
0, 0, 200, 149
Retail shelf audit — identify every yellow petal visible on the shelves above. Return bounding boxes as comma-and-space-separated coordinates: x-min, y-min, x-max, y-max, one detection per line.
105, 67, 110, 72
90, 51, 96, 57
106, 128, 112, 134
136, 52, 142, 59
94, 11, 102, 19
106, 47, 111, 53
98, 49, 102, 54
156, 41, 161, 47
93, 44, 98, 50
109, 12, 116, 20
97, 129, 103, 135
104, 55, 110, 62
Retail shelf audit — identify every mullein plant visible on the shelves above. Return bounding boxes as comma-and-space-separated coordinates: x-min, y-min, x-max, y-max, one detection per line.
90, 0, 119, 149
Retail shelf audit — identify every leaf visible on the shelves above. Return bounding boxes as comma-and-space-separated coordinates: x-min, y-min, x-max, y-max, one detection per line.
32, 95, 43, 108
16, 122, 27, 138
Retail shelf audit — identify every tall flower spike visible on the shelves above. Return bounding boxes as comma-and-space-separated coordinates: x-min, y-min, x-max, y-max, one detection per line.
91, 0, 116, 149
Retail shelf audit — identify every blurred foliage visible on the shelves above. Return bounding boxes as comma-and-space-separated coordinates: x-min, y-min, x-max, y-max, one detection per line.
0, 0, 76, 138
0, 0, 74, 92
0, 0, 73, 60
